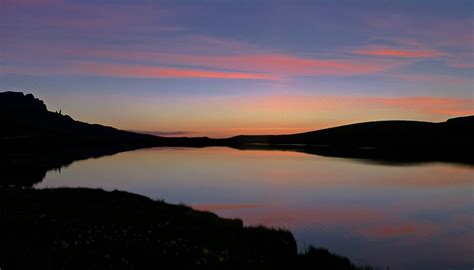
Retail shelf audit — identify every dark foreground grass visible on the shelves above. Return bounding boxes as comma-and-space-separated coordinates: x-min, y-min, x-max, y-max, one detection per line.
0, 188, 369, 269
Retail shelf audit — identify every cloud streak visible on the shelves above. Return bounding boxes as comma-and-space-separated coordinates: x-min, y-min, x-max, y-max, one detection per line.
151, 53, 402, 76
74, 62, 278, 80
353, 46, 443, 58
2, 42, 406, 79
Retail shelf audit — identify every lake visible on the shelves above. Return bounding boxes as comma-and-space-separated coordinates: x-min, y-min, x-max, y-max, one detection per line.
35, 147, 473, 270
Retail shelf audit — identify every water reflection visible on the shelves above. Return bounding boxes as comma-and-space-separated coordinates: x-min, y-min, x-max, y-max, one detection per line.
14, 147, 474, 269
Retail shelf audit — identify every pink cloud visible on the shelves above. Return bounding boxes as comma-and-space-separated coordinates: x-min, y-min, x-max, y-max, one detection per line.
74, 62, 277, 80
1, 62, 276, 80
167, 53, 400, 76
68, 50, 403, 77
353, 46, 443, 58
3, 41, 405, 78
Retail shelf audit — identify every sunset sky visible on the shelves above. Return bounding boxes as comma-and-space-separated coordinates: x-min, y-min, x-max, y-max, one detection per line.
1, 0, 473, 137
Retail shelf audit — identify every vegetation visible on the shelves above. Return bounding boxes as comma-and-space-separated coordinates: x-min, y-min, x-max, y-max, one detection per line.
0, 188, 364, 269
1, 91, 468, 268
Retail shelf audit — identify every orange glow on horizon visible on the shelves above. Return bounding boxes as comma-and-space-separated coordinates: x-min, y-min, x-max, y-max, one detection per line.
60, 93, 473, 138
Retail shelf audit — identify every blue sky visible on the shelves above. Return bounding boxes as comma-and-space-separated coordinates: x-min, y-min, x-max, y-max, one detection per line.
1, 0, 473, 136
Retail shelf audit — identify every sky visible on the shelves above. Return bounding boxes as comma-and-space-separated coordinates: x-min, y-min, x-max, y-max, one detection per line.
1, 0, 473, 137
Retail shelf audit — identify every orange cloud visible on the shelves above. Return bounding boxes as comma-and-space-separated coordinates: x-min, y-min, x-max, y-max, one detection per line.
42, 46, 402, 77
75, 62, 277, 80
1, 64, 276, 80
88, 52, 401, 76
353, 46, 444, 58
163, 53, 400, 76
7, 46, 403, 79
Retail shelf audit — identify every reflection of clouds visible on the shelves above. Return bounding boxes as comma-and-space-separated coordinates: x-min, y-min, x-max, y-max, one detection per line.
213, 203, 472, 269
169, 147, 474, 188
37, 146, 473, 269
212, 202, 471, 247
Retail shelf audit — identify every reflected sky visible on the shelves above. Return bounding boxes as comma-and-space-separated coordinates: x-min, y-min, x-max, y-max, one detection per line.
36, 147, 473, 269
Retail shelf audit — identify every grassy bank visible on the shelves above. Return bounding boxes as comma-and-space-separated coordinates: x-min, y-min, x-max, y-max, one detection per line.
0, 188, 367, 269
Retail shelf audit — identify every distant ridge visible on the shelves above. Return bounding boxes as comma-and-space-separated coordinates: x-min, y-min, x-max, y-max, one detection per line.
0, 91, 212, 151
1, 91, 473, 165
0, 91, 210, 187
223, 115, 474, 163
227, 116, 474, 147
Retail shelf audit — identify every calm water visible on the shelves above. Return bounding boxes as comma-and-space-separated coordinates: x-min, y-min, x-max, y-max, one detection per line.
36, 147, 473, 269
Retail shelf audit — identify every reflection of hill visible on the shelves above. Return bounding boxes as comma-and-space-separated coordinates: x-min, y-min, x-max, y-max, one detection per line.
0, 92, 213, 152
0, 149, 136, 187
1, 91, 473, 187
0, 92, 211, 187
225, 116, 474, 164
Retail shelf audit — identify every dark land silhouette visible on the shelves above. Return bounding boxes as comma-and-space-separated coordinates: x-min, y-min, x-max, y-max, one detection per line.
3, 91, 471, 269
3, 91, 473, 158
0, 91, 211, 187
0, 188, 369, 270
0, 91, 380, 269
2, 91, 473, 187
223, 115, 474, 165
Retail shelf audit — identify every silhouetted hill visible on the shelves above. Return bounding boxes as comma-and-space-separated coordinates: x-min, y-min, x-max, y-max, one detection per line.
228, 117, 474, 146
0, 188, 362, 270
0, 92, 211, 187
0, 92, 370, 269
225, 116, 474, 163
0, 92, 47, 112
1, 91, 472, 182
0, 92, 158, 149
0, 91, 213, 151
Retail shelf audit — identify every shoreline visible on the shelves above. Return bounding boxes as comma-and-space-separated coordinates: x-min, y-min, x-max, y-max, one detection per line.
0, 187, 371, 270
